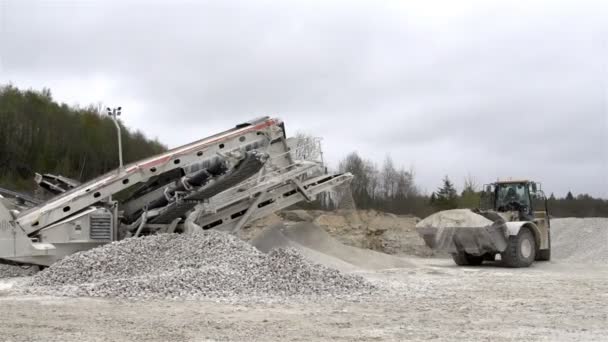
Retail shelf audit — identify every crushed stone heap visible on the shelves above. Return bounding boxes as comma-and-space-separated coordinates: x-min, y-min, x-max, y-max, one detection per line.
25, 230, 375, 300
552, 218, 608, 264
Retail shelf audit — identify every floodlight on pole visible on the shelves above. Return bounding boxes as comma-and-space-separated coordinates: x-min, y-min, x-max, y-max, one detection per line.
107, 106, 124, 172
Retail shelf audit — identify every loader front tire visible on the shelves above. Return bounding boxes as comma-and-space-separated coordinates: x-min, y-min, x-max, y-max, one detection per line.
501, 228, 536, 268
452, 252, 484, 266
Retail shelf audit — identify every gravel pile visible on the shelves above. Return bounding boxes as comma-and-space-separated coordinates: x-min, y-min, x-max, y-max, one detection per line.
0, 264, 39, 278
552, 218, 608, 263
24, 230, 375, 300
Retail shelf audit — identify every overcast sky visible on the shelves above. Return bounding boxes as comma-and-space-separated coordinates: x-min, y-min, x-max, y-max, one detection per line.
1, 0, 606, 197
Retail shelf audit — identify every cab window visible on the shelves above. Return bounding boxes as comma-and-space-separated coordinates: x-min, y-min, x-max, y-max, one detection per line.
496, 183, 530, 208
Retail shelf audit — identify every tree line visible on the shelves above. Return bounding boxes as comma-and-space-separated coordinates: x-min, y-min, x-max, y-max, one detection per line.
329, 151, 607, 218
547, 193, 608, 218
1, 85, 605, 218
0, 85, 167, 191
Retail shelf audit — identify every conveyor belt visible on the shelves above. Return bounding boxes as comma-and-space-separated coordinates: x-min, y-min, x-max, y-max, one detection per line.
148, 151, 267, 224
0, 187, 40, 206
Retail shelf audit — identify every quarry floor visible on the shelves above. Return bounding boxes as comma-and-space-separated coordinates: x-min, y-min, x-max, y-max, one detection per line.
1, 258, 607, 342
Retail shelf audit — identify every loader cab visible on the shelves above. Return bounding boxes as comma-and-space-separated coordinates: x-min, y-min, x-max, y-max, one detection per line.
495, 181, 531, 213
481, 180, 549, 221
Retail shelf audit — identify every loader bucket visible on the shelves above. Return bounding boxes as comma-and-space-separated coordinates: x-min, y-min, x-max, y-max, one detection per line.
416, 209, 508, 256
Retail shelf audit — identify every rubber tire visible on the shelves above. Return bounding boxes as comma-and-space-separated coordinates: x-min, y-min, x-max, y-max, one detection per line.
501, 228, 536, 268
452, 252, 484, 266
483, 253, 496, 262
536, 228, 551, 261
537, 249, 551, 261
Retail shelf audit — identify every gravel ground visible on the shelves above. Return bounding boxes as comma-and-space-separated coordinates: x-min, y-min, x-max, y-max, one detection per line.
0, 217, 606, 341
1, 258, 606, 341
0, 264, 38, 278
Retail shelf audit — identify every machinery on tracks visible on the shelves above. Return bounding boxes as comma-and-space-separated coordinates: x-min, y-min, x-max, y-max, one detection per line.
0, 117, 352, 267
416, 179, 551, 267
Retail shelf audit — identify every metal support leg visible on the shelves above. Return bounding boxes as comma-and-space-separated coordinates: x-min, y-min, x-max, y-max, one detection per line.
231, 192, 268, 234
165, 217, 182, 234
112, 201, 119, 241
290, 178, 313, 202
184, 207, 203, 234
133, 210, 148, 238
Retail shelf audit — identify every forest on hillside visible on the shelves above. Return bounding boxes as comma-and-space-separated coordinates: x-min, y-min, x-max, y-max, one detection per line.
0, 85, 167, 191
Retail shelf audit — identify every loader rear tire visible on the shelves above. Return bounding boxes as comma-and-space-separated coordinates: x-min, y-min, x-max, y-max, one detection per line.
536, 228, 551, 261
501, 228, 536, 268
537, 249, 551, 261
452, 252, 484, 266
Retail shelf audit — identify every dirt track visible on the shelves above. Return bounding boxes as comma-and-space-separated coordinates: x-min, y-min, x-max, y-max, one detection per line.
1, 257, 607, 341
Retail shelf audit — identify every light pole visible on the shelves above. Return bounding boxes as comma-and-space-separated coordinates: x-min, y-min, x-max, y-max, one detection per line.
107, 107, 124, 172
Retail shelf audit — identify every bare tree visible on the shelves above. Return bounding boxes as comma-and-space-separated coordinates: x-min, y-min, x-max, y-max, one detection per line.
460, 173, 480, 209
396, 167, 416, 199
381, 155, 398, 199
292, 132, 322, 162
338, 152, 381, 208
365, 160, 380, 201
462, 173, 478, 194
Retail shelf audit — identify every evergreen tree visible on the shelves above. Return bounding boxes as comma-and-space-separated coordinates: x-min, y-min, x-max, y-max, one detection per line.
566, 191, 574, 200
429, 192, 436, 205
434, 176, 458, 210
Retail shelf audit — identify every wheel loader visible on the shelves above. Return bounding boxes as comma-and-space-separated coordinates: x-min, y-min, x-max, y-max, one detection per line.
416, 180, 551, 267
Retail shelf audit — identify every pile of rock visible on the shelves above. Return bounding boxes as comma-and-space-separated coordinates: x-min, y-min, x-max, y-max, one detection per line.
278, 209, 432, 257
25, 230, 375, 300
239, 209, 431, 256
552, 218, 608, 264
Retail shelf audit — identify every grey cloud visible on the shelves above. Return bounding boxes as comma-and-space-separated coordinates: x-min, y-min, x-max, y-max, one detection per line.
1, 0, 606, 197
